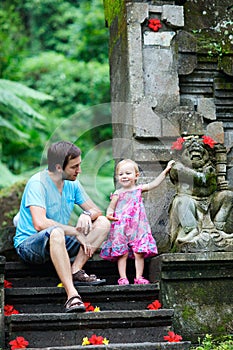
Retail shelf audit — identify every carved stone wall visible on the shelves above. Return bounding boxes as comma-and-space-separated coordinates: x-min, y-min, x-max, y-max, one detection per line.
103, 0, 233, 252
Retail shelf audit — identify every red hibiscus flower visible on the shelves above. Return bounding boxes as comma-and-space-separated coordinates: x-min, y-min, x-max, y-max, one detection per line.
148, 18, 162, 32
4, 305, 19, 316
84, 302, 95, 312
4, 279, 12, 288
9, 336, 29, 349
202, 135, 217, 148
171, 137, 185, 150
89, 334, 104, 345
164, 331, 183, 342
147, 299, 162, 310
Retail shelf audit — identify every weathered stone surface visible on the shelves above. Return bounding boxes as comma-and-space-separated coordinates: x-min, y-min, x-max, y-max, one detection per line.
219, 56, 233, 76
0, 256, 6, 349
0, 227, 17, 260
161, 5, 184, 28
169, 134, 233, 252
143, 46, 180, 113
6, 284, 160, 314
5, 310, 174, 347
144, 31, 176, 46
149, 252, 233, 342
177, 30, 197, 53
169, 108, 204, 136
183, 0, 233, 32
161, 117, 180, 137
178, 53, 197, 75
25, 342, 191, 350
104, 0, 233, 256
133, 96, 162, 138
197, 97, 216, 120
206, 121, 224, 144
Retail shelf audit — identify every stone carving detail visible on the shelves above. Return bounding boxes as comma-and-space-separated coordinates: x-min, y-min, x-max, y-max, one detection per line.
169, 135, 233, 252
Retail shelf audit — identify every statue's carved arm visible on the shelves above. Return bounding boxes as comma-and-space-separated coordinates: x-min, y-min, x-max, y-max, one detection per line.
170, 162, 217, 196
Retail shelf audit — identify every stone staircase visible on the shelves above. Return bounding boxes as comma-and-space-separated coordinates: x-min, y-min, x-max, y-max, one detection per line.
3, 257, 191, 350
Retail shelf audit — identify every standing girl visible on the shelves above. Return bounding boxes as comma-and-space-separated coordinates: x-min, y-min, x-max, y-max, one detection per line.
100, 159, 175, 285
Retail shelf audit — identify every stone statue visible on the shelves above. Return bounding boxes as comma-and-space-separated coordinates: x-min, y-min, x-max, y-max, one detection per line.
169, 135, 233, 252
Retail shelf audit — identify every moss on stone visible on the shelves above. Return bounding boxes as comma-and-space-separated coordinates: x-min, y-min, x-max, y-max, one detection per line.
103, 0, 127, 58
103, 0, 125, 28
191, 25, 233, 57
182, 305, 196, 321
0, 180, 26, 229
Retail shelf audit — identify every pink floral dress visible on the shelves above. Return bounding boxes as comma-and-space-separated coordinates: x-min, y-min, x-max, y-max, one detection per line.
100, 186, 158, 261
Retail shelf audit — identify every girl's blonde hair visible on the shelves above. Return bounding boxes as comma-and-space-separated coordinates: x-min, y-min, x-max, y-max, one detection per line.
116, 159, 140, 175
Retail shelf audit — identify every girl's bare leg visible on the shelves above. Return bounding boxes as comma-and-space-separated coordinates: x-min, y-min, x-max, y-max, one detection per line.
117, 253, 128, 279
134, 252, 145, 279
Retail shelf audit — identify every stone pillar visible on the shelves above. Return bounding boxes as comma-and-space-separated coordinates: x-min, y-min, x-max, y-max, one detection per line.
104, 0, 233, 252
104, 0, 184, 142
104, 0, 184, 251
0, 255, 6, 349
149, 252, 233, 342
104, 0, 233, 342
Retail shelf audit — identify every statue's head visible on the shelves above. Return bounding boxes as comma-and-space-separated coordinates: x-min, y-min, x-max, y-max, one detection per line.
171, 135, 217, 169
182, 136, 209, 168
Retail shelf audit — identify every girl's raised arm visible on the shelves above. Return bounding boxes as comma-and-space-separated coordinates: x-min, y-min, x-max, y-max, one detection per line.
141, 160, 175, 192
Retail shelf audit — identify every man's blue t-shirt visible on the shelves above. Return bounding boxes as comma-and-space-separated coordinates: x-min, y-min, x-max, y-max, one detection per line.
14, 169, 88, 248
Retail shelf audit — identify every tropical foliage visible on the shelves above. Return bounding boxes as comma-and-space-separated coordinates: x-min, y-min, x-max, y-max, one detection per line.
0, 0, 112, 191
0, 79, 53, 183
191, 334, 233, 350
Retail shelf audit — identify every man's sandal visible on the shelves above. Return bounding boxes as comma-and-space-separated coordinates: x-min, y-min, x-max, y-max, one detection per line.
64, 295, 86, 313
72, 269, 106, 286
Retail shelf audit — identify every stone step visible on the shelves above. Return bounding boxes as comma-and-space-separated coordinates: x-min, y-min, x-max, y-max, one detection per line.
4, 258, 151, 287
24, 342, 191, 349
5, 310, 175, 348
5, 284, 160, 313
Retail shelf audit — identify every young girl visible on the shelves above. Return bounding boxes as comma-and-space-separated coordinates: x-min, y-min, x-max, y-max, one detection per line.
100, 159, 175, 285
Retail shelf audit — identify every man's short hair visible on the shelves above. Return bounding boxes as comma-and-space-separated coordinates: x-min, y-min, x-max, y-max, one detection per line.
47, 141, 81, 172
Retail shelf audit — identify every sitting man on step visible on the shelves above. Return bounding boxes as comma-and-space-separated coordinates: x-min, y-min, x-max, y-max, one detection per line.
13, 141, 110, 313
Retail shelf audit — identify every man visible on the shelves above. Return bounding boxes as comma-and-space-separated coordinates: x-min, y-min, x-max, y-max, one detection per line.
14, 141, 110, 313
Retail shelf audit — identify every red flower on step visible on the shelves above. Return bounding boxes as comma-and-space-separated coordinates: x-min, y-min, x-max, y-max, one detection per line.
147, 299, 162, 310
84, 302, 95, 312
82, 334, 109, 346
4, 304, 19, 316
148, 18, 162, 32
164, 331, 183, 342
171, 137, 185, 150
9, 336, 29, 349
89, 334, 105, 345
4, 279, 12, 288
202, 135, 217, 148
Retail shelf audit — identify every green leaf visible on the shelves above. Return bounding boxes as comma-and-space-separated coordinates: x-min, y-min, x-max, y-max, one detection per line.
0, 161, 18, 188
0, 79, 53, 101
0, 115, 29, 139
0, 88, 45, 120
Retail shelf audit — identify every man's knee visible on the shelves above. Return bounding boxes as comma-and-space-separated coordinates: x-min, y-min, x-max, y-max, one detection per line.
96, 215, 110, 229
50, 227, 65, 244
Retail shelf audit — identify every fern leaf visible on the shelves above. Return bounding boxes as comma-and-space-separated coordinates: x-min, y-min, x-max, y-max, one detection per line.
0, 115, 29, 139
0, 88, 46, 120
0, 79, 53, 101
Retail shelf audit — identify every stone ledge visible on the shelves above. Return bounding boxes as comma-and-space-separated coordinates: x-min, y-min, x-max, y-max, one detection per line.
5, 310, 175, 348
149, 252, 233, 342
149, 252, 233, 280
25, 341, 191, 350
5, 284, 160, 313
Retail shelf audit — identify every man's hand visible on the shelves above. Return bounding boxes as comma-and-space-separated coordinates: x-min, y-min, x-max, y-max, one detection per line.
76, 213, 92, 236
82, 241, 94, 258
